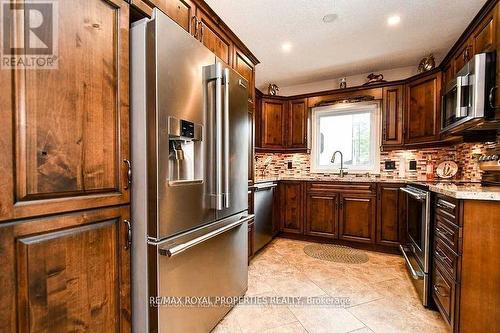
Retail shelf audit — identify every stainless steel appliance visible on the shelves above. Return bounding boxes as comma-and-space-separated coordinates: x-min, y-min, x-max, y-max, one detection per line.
400, 184, 432, 306
441, 52, 496, 133
479, 148, 500, 186
252, 182, 277, 252
131, 9, 252, 333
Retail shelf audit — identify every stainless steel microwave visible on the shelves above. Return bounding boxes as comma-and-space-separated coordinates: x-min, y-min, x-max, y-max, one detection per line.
441, 52, 496, 133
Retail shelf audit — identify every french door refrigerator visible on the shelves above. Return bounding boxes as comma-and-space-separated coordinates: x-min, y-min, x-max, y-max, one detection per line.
131, 8, 252, 333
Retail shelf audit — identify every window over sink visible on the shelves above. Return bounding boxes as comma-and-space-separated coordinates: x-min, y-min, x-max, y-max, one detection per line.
311, 102, 381, 174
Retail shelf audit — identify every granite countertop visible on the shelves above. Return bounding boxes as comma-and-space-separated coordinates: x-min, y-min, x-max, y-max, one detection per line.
253, 176, 500, 201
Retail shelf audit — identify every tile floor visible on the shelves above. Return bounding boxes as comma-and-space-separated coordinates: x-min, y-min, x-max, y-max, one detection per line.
213, 237, 447, 333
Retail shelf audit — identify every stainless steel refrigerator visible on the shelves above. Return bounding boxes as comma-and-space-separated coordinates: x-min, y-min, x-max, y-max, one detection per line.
131, 8, 252, 333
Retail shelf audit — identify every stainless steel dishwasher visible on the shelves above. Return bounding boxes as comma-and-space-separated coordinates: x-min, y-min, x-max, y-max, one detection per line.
252, 182, 277, 252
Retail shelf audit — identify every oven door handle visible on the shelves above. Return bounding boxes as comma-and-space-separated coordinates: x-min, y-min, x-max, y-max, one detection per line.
400, 187, 427, 201
399, 245, 424, 280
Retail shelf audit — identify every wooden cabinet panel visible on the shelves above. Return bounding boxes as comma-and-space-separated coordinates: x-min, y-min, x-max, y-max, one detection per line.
376, 184, 404, 247
0, 206, 131, 332
233, 47, 255, 106
155, 0, 196, 33
305, 193, 338, 238
261, 98, 286, 148
382, 86, 404, 146
453, 38, 474, 73
473, 12, 496, 54
279, 182, 303, 234
197, 10, 232, 64
0, 0, 130, 221
432, 262, 455, 327
287, 98, 308, 149
339, 194, 375, 243
405, 72, 441, 144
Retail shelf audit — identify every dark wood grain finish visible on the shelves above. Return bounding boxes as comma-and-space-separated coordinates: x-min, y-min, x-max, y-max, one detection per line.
339, 194, 376, 243
432, 261, 456, 327
233, 46, 255, 105
153, 0, 196, 33
287, 98, 308, 149
0, 0, 130, 221
197, 9, 232, 64
261, 98, 286, 148
279, 182, 303, 234
382, 85, 404, 146
0, 206, 131, 333
305, 193, 338, 238
376, 184, 404, 247
472, 10, 496, 53
405, 72, 441, 144
453, 38, 474, 73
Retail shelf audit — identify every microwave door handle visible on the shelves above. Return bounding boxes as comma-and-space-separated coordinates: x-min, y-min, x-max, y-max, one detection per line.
223, 68, 230, 209
456, 75, 463, 118
214, 63, 224, 210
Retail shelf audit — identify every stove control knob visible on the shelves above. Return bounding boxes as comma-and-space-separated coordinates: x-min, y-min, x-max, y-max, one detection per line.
491, 154, 499, 161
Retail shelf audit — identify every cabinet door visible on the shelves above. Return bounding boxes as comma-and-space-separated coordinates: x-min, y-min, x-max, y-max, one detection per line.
280, 182, 303, 234
154, 0, 196, 33
0, 206, 131, 332
339, 194, 376, 243
453, 38, 474, 73
197, 10, 232, 64
377, 184, 404, 247
261, 98, 286, 148
382, 86, 404, 146
0, 0, 130, 221
233, 47, 255, 107
442, 62, 455, 88
305, 193, 338, 238
405, 72, 441, 144
287, 98, 308, 149
472, 11, 496, 54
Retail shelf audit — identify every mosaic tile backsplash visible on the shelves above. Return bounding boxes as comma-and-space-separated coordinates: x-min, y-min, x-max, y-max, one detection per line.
255, 139, 499, 182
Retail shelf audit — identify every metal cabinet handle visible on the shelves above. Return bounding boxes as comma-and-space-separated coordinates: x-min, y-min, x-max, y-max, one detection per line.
434, 284, 449, 297
123, 159, 132, 189
192, 16, 198, 38
489, 86, 497, 109
436, 200, 455, 210
434, 249, 449, 262
123, 219, 132, 250
200, 22, 204, 42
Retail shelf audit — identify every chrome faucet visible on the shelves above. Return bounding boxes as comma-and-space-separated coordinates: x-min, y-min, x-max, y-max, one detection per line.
331, 150, 347, 177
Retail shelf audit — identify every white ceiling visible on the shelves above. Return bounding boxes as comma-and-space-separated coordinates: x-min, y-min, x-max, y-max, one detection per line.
205, 0, 487, 90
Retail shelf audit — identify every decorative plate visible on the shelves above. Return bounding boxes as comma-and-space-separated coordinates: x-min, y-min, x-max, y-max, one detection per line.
436, 160, 458, 179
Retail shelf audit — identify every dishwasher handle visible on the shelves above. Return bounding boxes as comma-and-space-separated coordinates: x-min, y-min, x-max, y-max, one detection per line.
252, 183, 277, 191
159, 215, 254, 257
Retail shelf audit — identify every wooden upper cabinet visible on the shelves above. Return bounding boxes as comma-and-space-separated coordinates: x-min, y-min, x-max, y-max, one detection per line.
442, 62, 455, 88
339, 194, 376, 243
196, 10, 232, 64
287, 98, 308, 149
405, 72, 441, 144
0, 206, 131, 332
377, 184, 405, 247
261, 98, 286, 148
280, 182, 303, 234
0, 0, 130, 221
472, 10, 496, 54
155, 0, 196, 33
305, 192, 338, 239
233, 47, 255, 106
453, 37, 474, 73
382, 85, 404, 146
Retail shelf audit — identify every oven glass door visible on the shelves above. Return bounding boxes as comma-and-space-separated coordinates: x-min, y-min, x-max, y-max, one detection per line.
406, 192, 428, 270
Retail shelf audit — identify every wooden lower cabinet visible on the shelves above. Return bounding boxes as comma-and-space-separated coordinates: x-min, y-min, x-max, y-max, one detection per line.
377, 184, 405, 247
0, 206, 131, 333
279, 182, 303, 234
305, 192, 338, 238
339, 194, 376, 243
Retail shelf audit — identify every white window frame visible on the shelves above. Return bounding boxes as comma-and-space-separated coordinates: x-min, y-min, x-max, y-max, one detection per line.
310, 101, 381, 174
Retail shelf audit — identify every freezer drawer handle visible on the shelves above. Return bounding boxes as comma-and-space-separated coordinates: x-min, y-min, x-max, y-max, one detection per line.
399, 244, 424, 280
159, 215, 254, 257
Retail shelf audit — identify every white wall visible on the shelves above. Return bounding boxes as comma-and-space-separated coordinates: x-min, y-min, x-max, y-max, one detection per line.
274, 66, 419, 96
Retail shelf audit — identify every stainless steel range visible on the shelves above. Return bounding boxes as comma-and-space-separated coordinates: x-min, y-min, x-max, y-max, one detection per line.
131, 8, 253, 333
400, 184, 432, 306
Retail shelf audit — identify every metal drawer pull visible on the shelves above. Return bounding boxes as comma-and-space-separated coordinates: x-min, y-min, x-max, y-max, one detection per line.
160, 215, 254, 257
434, 284, 449, 297
437, 200, 455, 210
434, 249, 449, 262
435, 227, 451, 237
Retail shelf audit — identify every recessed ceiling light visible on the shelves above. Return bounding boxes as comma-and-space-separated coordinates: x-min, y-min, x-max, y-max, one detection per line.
387, 15, 401, 26
281, 42, 292, 53
323, 13, 338, 23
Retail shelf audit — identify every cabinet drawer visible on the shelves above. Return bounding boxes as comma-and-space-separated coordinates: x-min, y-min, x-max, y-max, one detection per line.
435, 214, 461, 254
432, 262, 456, 326
308, 182, 375, 194
435, 196, 458, 223
434, 238, 460, 282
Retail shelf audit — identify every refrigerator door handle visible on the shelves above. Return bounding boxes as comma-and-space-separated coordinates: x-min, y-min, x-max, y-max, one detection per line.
214, 63, 224, 210
159, 214, 254, 257
223, 67, 230, 209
